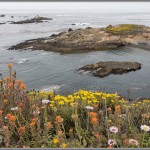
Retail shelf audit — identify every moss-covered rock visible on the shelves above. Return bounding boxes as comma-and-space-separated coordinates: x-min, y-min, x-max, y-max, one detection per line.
105, 24, 145, 35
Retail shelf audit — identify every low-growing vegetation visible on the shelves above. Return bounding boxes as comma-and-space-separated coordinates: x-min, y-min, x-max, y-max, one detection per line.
0, 64, 149, 148
105, 24, 145, 35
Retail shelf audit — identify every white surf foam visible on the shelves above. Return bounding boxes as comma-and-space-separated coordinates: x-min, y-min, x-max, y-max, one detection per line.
40, 84, 65, 92
72, 22, 91, 26
18, 58, 29, 64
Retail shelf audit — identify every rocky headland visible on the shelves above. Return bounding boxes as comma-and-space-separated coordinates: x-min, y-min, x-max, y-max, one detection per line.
78, 61, 141, 78
9, 24, 150, 54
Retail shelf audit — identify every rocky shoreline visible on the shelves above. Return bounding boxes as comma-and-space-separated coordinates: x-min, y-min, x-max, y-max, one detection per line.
8, 24, 150, 54
78, 61, 141, 78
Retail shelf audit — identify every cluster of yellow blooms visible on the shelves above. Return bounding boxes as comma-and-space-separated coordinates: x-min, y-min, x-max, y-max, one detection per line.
29, 90, 54, 99
29, 90, 124, 109
28, 90, 150, 110
131, 99, 150, 107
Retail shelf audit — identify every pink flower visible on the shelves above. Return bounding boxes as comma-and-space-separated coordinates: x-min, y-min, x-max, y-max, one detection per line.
109, 126, 118, 134
108, 139, 116, 146
107, 107, 111, 111
129, 139, 139, 146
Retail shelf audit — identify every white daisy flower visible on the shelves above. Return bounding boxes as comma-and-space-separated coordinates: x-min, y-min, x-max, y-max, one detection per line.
11, 107, 18, 111
42, 99, 50, 104
141, 125, 150, 132
33, 110, 40, 115
109, 126, 119, 134
85, 106, 94, 110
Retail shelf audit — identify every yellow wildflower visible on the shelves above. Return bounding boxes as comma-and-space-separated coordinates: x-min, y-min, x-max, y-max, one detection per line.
58, 101, 65, 105
53, 138, 59, 144
61, 143, 67, 148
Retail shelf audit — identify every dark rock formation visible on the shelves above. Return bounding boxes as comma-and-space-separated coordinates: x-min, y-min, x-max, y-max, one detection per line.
78, 61, 141, 78
68, 28, 73, 32
8, 24, 150, 54
0, 22, 5, 25
0, 14, 5, 17
10, 16, 52, 24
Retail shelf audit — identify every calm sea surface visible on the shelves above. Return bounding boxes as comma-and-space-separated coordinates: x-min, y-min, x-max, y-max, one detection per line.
0, 10, 150, 99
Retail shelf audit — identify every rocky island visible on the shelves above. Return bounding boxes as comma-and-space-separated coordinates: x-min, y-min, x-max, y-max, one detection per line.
0, 22, 5, 25
10, 16, 52, 24
0, 14, 5, 17
9, 24, 150, 53
78, 61, 141, 78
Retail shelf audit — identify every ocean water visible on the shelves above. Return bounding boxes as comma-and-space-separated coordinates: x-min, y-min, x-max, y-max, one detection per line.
0, 9, 150, 99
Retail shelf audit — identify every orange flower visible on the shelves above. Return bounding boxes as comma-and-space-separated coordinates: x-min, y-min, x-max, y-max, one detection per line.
57, 130, 63, 135
107, 145, 112, 148
123, 139, 129, 146
18, 126, 26, 135
3, 99, 9, 104
95, 133, 100, 139
93, 104, 98, 109
57, 118, 64, 123
46, 122, 53, 129
6, 113, 11, 119
115, 105, 121, 114
31, 118, 37, 123
8, 83, 13, 88
5, 76, 10, 82
0, 110, 3, 116
20, 83, 26, 90
107, 107, 111, 111
55, 115, 61, 121
91, 117, 98, 125
18, 102, 24, 109
2, 126, 9, 131
8, 115, 16, 122
17, 80, 23, 85
8, 63, 12, 69
89, 112, 97, 118
29, 122, 36, 128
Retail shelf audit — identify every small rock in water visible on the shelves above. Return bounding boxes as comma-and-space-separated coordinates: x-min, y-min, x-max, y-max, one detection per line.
86, 27, 92, 29
78, 61, 141, 78
68, 28, 73, 32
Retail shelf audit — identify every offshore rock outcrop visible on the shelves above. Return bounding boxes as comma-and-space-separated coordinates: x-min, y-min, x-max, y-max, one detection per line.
10, 16, 52, 24
0, 14, 5, 17
0, 22, 5, 25
78, 61, 141, 78
9, 24, 150, 54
